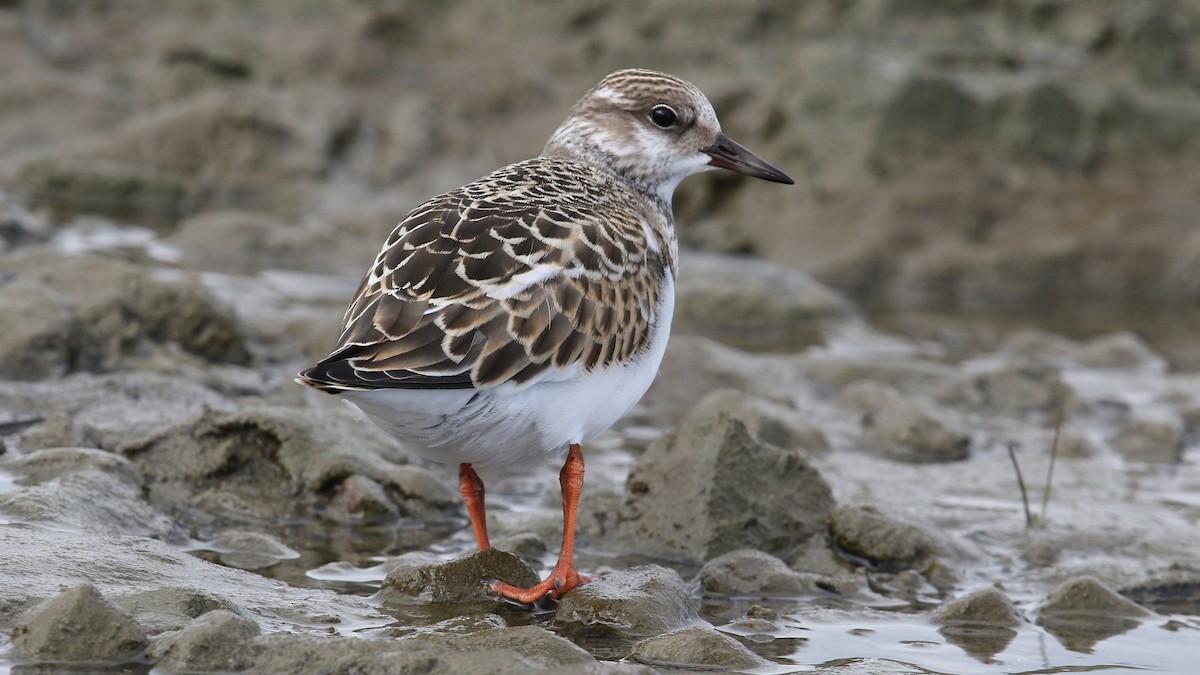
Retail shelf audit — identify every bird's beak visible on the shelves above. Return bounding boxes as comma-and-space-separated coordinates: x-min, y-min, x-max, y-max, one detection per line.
702, 133, 794, 184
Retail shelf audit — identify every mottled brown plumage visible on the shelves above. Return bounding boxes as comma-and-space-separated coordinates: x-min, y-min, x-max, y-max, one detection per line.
297, 69, 792, 605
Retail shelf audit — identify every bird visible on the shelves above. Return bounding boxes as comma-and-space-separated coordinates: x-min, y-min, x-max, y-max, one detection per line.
297, 68, 793, 604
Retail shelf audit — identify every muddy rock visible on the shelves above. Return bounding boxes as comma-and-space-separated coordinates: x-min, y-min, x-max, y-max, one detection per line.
699, 548, 817, 597
10, 583, 148, 664
0, 467, 174, 538
934, 587, 1023, 660
1078, 332, 1168, 371
327, 473, 400, 523
556, 565, 702, 640
420, 625, 597, 669
951, 363, 1068, 418
617, 398, 835, 562
169, 209, 350, 275
0, 251, 250, 379
829, 505, 938, 572
1111, 406, 1186, 463
0, 445, 142, 485
852, 391, 971, 463
634, 335, 808, 429
689, 389, 830, 456
1037, 576, 1151, 651
16, 157, 189, 231
112, 587, 245, 635
151, 609, 260, 673
628, 625, 772, 671
208, 530, 300, 570
674, 252, 860, 352
377, 549, 540, 605
934, 587, 1023, 627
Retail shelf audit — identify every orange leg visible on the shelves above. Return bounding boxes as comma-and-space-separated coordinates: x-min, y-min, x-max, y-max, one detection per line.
491, 444, 590, 603
458, 462, 490, 551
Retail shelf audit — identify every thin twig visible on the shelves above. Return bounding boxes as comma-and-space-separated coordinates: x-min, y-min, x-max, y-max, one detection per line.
1007, 442, 1034, 528
1040, 400, 1064, 526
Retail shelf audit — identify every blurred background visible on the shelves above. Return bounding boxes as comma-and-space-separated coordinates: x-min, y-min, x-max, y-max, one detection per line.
3, 0, 1199, 368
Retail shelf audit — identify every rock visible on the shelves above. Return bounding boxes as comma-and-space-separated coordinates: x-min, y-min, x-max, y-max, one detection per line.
854, 391, 971, 463
327, 474, 400, 523
689, 389, 830, 456
1111, 407, 1185, 463
934, 587, 1023, 660
152, 610, 260, 673
634, 335, 808, 430
11, 583, 148, 664
934, 587, 1023, 627
422, 625, 596, 669
1037, 576, 1150, 651
870, 75, 989, 171
674, 252, 859, 352
15, 157, 188, 231
699, 548, 816, 597
829, 506, 938, 572
208, 530, 300, 570
0, 468, 174, 538
1078, 332, 1168, 371
617, 398, 835, 562
952, 363, 1067, 418
0, 446, 142, 485
0, 251, 250, 379
169, 210, 347, 274
0, 525, 390, 639
628, 626, 771, 671
1038, 576, 1150, 619
377, 549, 540, 605
556, 566, 702, 640
112, 587, 244, 635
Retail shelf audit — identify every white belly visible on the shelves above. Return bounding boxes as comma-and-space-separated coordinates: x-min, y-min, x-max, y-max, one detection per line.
341, 279, 674, 468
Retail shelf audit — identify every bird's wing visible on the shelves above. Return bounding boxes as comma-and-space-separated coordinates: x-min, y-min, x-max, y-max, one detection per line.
299, 164, 670, 393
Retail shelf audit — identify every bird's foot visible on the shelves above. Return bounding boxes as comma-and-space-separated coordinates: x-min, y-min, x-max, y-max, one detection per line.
491, 564, 591, 604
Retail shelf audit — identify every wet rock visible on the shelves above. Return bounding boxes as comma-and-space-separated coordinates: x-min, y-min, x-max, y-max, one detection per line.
846, 385, 971, 463
327, 474, 400, 523
829, 505, 938, 572
208, 530, 300, 570
699, 548, 816, 597
1078, 332, 1168, 371
0, 251, 250, 379
952, 363, 1067, 418
556, 565, 702, 640
870, 75, 989, 171
0, 525, 389, 638
112, 587, 244, 635
170, 210, 346, 274
151, 609, 260, 673
1120, 574, 1200, 616
628, 625, 771, 671
1037, 576, 1150, 652
422, 625, 596, 669
934, 587, 1023, 627
674, 252, 859, 352
0, 468, 174, 538
790, 536, 849, 577
1111, 407, 1185, 463
492, 532, 549, 566
377, 549, 539, 605
0, 445, 142, 485
635, 335, 806, 429
11, 583, 147, 664
934, 587, 1022, 660
15, 157, 188, 231
617, 398, 835, 562
690, 389, 830, 456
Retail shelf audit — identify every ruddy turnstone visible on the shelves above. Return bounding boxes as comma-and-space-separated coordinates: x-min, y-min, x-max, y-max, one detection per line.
298, 69, 792, 603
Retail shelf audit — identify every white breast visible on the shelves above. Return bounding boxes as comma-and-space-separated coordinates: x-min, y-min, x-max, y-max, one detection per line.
341, 277, 675, 469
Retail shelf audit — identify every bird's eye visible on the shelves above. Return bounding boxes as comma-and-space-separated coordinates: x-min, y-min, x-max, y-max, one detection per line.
649, 105, 678, 129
